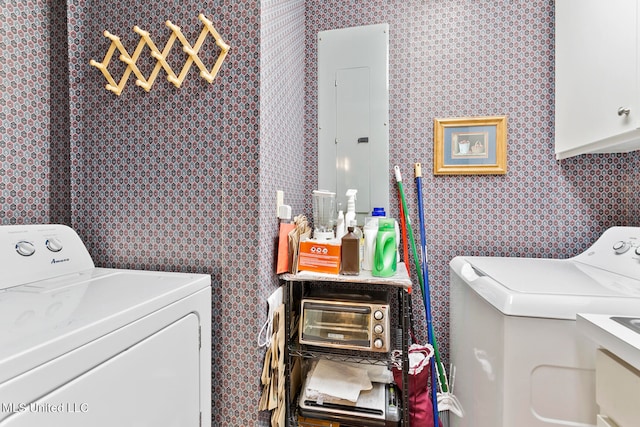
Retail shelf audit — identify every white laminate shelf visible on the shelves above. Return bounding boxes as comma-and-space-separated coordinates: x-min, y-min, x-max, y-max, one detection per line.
281, 262, 412, 290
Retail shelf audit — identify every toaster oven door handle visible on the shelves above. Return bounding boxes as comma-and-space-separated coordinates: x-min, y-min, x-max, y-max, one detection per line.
300, 334, 371, 349
303, 302, 371, 314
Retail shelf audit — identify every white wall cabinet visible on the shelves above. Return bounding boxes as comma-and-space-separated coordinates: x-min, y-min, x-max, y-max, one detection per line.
555, 0, 640, 159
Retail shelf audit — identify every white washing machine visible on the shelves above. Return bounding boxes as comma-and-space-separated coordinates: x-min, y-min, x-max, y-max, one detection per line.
0, 224, 211, 426
449, 226, 640, 427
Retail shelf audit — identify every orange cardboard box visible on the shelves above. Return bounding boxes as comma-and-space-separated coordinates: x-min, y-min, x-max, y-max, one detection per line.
297, 239, 341, 275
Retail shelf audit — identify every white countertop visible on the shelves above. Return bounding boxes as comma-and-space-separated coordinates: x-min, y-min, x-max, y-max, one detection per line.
577, 313, 640, 371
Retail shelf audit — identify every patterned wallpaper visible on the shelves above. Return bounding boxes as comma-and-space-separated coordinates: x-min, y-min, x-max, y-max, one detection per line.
304, 0, 640, 361
259, 0, 307, 302
50, 0, 72, 225
65, 1, 262, 425
1, 1, 52, 224
3, 0, 640, 426
259, 0, 306, 425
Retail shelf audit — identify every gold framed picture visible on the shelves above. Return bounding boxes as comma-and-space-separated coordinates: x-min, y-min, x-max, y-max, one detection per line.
433, 116, 507, 175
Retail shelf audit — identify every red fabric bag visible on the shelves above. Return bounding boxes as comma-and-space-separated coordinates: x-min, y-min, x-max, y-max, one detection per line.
392, 343, 441, 427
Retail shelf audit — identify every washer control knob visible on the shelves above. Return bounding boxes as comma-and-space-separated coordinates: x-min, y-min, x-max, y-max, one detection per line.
613, 241, 631, 254
373, 310, 384, 321
373, 338, 384, 349
15, 241, 36, 257
46, 238, 63, 252
636, 246, 640, 256
374, 324, 384, 335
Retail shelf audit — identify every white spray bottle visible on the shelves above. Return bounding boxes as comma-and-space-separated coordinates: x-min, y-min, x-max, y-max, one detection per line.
335, 203, 346, 240
345, 189, 358, 227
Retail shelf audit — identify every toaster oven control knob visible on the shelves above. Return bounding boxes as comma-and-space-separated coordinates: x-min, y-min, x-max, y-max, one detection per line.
373, 310, 384, 320
613, 241, 630, 254
373, 338, 384, 349
46, 238, 63, 252
16, 241, 36, 257
374, 324, 384, 334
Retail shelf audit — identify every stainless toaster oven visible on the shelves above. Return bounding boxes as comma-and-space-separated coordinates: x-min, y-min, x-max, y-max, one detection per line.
299, 291, 391, 352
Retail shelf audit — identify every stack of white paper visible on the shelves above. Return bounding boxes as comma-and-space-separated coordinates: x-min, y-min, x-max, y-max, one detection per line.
305, 359, 373, 403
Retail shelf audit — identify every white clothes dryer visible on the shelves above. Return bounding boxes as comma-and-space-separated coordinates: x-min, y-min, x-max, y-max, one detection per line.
0, 224, 211, 427
449, 226, 640, 427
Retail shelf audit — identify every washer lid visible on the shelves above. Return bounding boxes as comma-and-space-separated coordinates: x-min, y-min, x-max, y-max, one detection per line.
451, 256, 640, 319
0, 267, 210, 384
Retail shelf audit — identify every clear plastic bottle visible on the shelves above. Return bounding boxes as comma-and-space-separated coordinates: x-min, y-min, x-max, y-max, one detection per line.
341, 224, 360, 275
335, 205, 346, 240
344, 189, 358, 228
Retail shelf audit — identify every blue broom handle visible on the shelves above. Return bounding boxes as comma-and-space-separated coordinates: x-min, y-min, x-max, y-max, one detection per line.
414, 164, 439, 427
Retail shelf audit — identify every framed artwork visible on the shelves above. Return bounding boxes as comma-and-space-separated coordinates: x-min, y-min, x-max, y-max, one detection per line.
433, 116, 507, 175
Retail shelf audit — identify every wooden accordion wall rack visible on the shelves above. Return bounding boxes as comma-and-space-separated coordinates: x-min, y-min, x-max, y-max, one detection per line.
90, 14, 230, 96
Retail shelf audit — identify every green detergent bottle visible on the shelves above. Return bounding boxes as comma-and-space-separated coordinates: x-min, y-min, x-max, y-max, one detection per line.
372, 218, 397, 277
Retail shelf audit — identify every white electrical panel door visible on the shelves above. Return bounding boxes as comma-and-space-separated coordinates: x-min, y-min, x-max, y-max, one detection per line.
318, 24, 389, 221
336, 67, 371, 215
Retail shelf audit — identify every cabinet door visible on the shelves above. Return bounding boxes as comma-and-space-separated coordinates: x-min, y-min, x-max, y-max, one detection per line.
555, 0, 640, 158
596, 349, 640, 427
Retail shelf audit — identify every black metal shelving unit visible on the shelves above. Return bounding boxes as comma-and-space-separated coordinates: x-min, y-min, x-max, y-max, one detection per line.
281, 265, 412, 427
